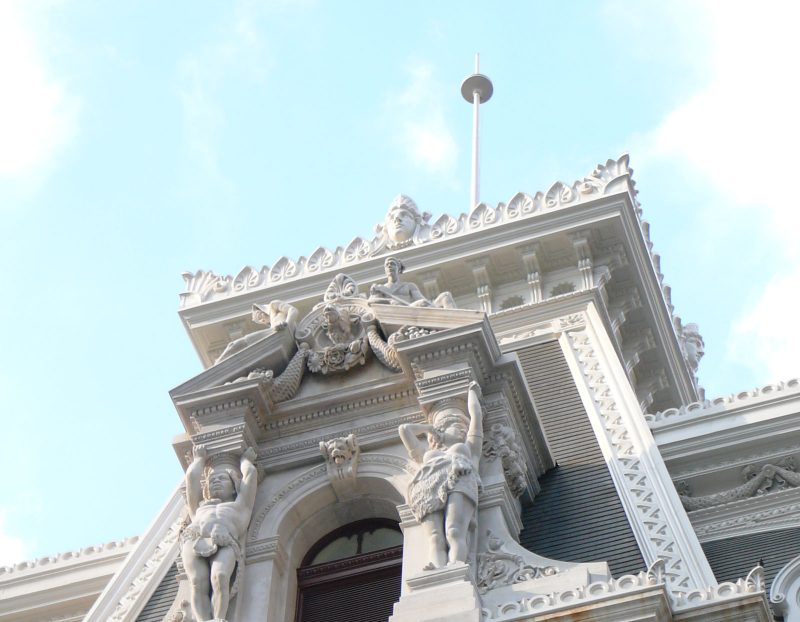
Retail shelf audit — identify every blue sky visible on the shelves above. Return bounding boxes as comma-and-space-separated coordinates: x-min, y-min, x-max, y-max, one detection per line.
1, 1, 799, 564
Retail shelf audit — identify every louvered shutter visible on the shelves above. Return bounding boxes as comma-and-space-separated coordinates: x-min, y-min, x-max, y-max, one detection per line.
515, 340, 645, 576
297, 546, 402, 622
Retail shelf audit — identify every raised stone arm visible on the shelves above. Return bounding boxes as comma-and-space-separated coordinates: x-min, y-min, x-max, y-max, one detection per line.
185, 444, 207, 517
270, 301, 299, 331
467, 382, 484, 462
399, 422, 434, 463
236, 447, 259, 514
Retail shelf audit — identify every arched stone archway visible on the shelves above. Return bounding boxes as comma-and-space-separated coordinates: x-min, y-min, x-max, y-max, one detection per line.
238, 454, 413, 622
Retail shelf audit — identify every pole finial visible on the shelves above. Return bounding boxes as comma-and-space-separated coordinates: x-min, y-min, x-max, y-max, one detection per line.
461, 56, 493, 208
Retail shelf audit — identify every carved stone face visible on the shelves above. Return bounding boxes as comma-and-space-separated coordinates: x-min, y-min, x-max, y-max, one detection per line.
682, 324, 705, 370
326, 438, 352, 465
207, 471, 236, 502
442, 422, 468, 446
384, 257, 402, 281
432, 408, 469, 446
386, 206, 418, 244
322, 304, 340, 325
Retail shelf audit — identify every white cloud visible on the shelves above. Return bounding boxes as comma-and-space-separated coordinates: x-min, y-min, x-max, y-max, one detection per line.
731, 266, 800, 383
389, 62, 459, 183
177, 0, 272, 185
0, 1, 77, 181
646, 2, 800, 239
0, 511, 29, 567
635, 1, 800, 383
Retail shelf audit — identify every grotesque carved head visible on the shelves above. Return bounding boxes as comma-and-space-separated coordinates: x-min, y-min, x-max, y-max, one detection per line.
384, 195, 422, 245
320, 434, 358, 467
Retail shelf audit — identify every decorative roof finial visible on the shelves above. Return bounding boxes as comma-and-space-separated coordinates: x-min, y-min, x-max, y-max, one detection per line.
461, 53, 493, 209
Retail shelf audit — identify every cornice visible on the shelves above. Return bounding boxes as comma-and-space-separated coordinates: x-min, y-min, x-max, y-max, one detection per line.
180, 155, 637, 308
668, 441, 800, 480
481, 566, 669, 621
689, 487, 800, 542
652, 382, 800, 473
0, 537, 138, 580
648, 378, 800, 428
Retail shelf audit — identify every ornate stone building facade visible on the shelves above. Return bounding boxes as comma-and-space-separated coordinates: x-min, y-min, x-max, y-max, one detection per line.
3, 156, 800, 621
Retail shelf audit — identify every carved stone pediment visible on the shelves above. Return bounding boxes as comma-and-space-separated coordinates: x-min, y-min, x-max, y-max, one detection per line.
170, 274, 500, 442
170, 327, 297, 398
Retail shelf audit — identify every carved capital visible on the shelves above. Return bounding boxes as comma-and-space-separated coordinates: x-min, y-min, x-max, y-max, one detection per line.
190, 421, 258, 458
414, 369, 474, 413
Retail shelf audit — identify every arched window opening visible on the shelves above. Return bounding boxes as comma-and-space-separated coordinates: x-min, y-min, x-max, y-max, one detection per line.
296, 519, 403, 622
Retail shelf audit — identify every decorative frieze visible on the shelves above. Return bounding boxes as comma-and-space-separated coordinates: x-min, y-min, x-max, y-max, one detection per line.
689, 487, 800, 542
265, 387, 416, 433
672, 566, 765, 611
258, 412, 421, 464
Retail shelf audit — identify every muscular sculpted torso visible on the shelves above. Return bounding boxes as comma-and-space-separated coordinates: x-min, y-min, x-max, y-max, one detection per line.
368, 257, 455, 309
182, 446, 258, 622
370, 280, 429, 306
189, 502, 249, 546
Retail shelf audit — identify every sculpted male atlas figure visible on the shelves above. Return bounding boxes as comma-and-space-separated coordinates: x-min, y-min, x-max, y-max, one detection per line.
182, 446, 258, 622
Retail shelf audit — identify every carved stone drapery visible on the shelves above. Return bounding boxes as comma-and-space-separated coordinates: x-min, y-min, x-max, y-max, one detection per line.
679, 458, 800, 511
